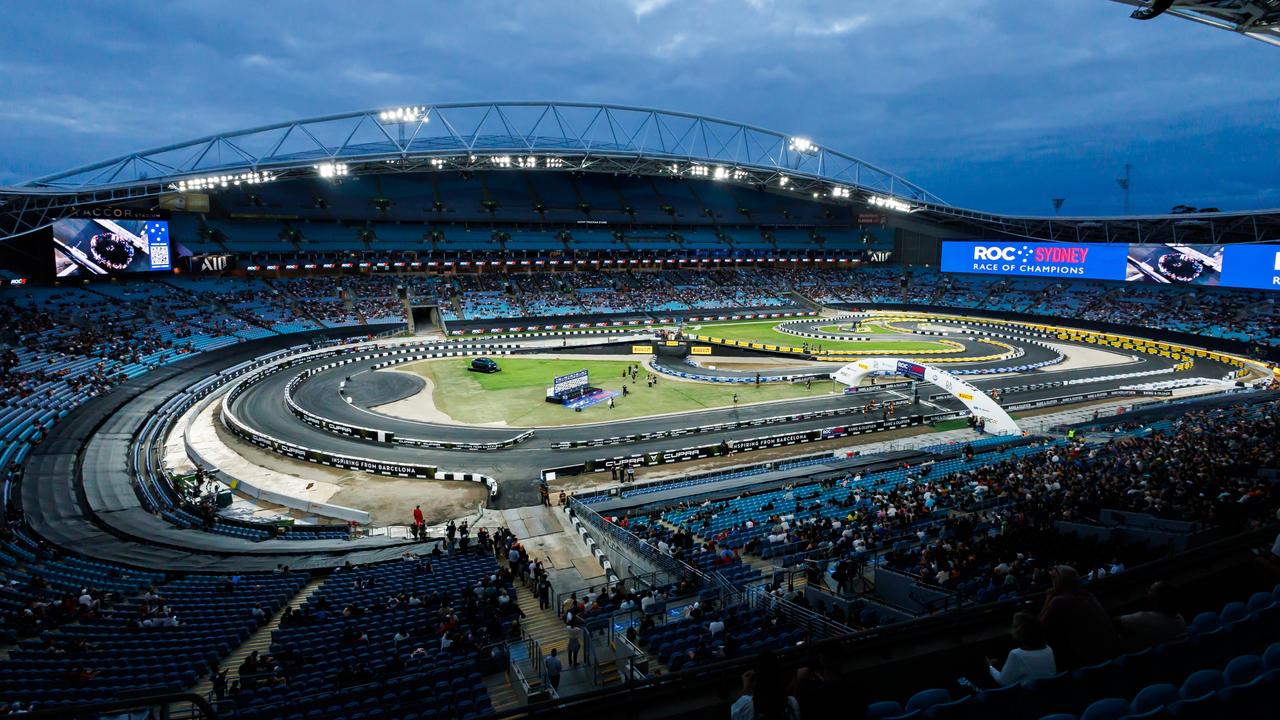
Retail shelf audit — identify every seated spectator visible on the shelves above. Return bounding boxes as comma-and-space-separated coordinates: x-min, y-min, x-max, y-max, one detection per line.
1114, 581, 1186, 650
986, 612, 1056, 686
1038, 565, 1116, 670
730, 653, 801, 720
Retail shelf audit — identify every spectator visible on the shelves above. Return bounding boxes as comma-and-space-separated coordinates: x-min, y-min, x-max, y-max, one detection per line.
1038, 565, 1116, 670
986, 613, 1056, 686
544, 647, 563, 691
1115, 581, 1186, 650
730, 653, 800, 720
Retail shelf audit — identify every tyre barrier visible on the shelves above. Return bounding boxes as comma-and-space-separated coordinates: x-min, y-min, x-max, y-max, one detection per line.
1002, 388, 1173, 412
774, 316, 889, 341
141, 341, 364, 527
283, 344, 534, 451
451, 310, 819, 336
221, 339, 508, 496
550, 392, 914, 449
545, 411, 927, 477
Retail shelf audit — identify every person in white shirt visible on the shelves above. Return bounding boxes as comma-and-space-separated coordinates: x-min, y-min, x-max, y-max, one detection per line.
987, 613, 1056, 686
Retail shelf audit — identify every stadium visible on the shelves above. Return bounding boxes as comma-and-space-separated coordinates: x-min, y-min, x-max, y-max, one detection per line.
2, 3, 1280, 720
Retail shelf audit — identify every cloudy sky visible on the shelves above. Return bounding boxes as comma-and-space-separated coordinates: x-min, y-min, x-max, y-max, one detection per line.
0, 0, 1276, 215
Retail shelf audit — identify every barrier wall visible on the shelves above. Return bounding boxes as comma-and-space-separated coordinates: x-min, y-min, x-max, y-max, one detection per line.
219, 339, 501, 497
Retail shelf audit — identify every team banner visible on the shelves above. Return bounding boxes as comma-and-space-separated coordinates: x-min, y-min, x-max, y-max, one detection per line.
943, 240, 1280, 291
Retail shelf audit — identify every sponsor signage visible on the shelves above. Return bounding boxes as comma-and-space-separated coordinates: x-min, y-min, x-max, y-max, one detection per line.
941, 241, 1127, 280
187, 253, 235, 273
944, 240, 1280, 291
895, 360, 927, 380
1220, 244, 1280, 290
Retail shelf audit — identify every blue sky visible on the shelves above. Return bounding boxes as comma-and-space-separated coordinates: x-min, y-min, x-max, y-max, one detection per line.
0, 0, 1276, 216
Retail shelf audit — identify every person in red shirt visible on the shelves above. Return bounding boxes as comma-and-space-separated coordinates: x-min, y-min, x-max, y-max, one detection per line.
412, 505, 424, 539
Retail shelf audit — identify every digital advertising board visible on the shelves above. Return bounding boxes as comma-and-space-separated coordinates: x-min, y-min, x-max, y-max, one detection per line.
1125, 244, 1224, 286
1219, 244, 1280, 290
943, 240, 1280, 291
52, 217, 171, 277
940, 241, 1127, 280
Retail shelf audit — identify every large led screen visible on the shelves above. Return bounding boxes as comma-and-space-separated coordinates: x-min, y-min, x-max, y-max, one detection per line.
53, 218, 171, 277
942, 240, 1280, 291
940, 241, 1128, 280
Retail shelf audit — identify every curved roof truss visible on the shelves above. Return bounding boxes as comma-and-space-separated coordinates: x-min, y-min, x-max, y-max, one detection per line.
13, 101, 943, 204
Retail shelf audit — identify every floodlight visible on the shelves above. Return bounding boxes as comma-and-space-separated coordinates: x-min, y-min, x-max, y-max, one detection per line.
314, 162, 349, 179
378, 106, 427, 123
789, 137, 818, 155
867, 194, 913, 212
174, 170, 276, 192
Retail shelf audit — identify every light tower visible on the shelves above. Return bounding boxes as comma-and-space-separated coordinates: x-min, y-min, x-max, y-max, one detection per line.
1116, 163, 1132, 214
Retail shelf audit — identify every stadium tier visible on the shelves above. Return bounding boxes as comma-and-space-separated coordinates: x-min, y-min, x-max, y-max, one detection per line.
1, 101, 1280, 720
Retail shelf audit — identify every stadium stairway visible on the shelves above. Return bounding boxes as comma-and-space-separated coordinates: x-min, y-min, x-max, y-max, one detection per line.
483, 558, 570, 709
191, 575, 325, 699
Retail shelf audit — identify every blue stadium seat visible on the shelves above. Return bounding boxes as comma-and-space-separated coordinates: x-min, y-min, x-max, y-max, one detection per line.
1222, 655, 1264, 687
1262, 642, 1280, 672
865, 696, 906, 712
1178, 669, 1223, 700
904, 688, 952, 714
1080, 697, 1130, 720
1129, 683, 1178, 714
1245, 592, 1273, 613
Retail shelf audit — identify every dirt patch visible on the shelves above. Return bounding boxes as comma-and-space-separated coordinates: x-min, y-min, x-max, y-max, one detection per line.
215, 421, 485, 526
369, 371, 463, 425
328, 477, 486, 527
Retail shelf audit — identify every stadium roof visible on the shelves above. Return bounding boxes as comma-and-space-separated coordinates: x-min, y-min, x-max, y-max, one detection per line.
1111, 0, 1280, 46
2, 100, 1279, 245
9, 101, 941, 204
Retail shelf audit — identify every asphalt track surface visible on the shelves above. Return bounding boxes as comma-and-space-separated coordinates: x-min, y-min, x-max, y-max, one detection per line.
230, 321, 1231, 509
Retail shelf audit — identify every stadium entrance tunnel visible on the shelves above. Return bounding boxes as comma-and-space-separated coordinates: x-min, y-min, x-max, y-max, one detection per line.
833, 357, 1021, 435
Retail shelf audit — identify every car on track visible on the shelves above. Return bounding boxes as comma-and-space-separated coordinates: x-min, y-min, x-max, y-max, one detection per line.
469, 357, 501, 373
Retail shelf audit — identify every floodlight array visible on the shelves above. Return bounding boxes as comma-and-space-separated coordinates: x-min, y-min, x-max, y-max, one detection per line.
173, 171, 276, 192
314, 162, 350, 179
868, 194, 913, 212
788, 137, 818, 155
378, 106, 426, 123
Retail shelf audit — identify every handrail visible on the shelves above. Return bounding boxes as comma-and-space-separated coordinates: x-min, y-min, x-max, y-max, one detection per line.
18, 692, 217, 719
568, 498, 712, 588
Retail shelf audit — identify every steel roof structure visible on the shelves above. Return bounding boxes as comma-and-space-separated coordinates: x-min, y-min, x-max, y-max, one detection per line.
2, 100, 1279, 245
1111, 0, 1280, 46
